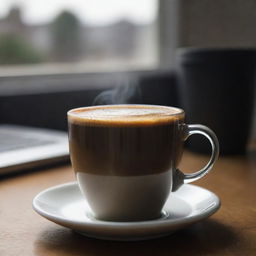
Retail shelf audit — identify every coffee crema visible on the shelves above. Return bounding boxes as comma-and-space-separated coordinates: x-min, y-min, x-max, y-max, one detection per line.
68, 105, 185, 176
68, 105, 184, 126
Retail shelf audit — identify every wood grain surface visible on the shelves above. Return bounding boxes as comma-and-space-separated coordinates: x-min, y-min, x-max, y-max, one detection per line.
0, 150, 256, 256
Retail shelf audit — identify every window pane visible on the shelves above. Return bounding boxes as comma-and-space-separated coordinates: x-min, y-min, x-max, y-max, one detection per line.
0, 0, 158, 74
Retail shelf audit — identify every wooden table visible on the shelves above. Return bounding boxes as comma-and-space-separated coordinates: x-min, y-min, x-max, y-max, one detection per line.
1, 150, 256, 256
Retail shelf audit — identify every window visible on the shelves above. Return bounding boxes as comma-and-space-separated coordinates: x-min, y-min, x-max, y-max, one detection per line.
0, 0, 158, 76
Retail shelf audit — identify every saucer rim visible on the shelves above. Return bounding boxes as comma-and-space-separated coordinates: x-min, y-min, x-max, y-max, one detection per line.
33, 182, 221, 229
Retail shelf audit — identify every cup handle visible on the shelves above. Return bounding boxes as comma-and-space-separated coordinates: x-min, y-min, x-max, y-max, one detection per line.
172, 124, 219, 191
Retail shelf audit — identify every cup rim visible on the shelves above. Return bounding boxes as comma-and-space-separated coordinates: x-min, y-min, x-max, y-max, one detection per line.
68, 104, 184, 117
68, 105, 185, 126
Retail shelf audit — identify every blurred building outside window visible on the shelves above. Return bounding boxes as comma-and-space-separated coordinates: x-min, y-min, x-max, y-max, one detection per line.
0, 0, 159, 76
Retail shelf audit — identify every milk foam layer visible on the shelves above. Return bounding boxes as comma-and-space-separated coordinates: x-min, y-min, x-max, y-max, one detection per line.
68, 105, 184, 126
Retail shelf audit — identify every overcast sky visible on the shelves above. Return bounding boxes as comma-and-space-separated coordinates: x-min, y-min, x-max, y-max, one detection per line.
0, 0, 157, 25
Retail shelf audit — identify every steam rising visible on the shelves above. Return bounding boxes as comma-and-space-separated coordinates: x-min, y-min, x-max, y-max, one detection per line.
93, 76, 141, 105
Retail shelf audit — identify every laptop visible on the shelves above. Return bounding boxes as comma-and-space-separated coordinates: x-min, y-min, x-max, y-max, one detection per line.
0, 124, 69, 175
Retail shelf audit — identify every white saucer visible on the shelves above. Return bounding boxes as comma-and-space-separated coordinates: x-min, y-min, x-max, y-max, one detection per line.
33, 182, 220, 241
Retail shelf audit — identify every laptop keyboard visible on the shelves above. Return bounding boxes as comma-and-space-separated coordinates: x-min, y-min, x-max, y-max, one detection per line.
0, 133, 54, 153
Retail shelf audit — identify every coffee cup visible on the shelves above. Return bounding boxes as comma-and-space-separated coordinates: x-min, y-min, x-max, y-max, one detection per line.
67, 104, 219, 221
